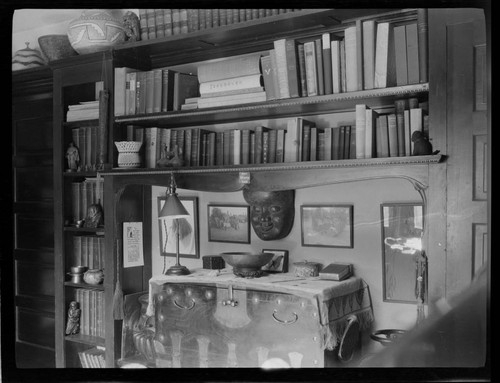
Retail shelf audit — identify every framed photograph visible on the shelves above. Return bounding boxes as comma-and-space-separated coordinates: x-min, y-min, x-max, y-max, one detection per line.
381, 203, 425, 303
262, 249, 289, 273
158, 196, 199, 259
301, 205, 353, 248
207, 204, 250, 244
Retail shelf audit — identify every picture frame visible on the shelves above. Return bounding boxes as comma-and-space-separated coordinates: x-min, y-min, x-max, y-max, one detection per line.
207, 204, 250, 244
301, 205, 353, 248
380, 202, 425, 303
262, 249, 289, 273
158, 196, 199, 259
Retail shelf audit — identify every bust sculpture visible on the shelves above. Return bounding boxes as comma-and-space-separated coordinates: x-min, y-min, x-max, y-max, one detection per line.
66, 142, 80, 172
243, 189, 295, 241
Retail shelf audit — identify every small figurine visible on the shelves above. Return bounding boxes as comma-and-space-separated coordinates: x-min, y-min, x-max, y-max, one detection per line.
411, 131, 434, 156
66, 142, 80, 172
157, 145, 183, 167
65, 301, 81, 335
84, 203, 104, 228
123, 11, 140, 42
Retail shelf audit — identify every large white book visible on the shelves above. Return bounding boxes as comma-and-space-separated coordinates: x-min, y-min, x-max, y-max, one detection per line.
199, 74, 263, 96
355, 104, 367, 159
344, 26, 359, 92
374, 22, 396, 89
362, 20, 376, 90
284, 117, 302, 163
331, 40, 342, 94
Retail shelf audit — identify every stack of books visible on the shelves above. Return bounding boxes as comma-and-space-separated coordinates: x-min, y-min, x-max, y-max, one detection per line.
193, 53, 266, 109
66, 101, 99, 122
78, 346, 105, 368
318, 263, 353, 281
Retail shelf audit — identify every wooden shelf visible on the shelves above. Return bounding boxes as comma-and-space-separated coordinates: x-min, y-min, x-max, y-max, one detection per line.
63, 119, 99, 128
64, 226, 105, 234
114, 84, 428, 128
64, 281, 105, 290
65, 334, 105, 347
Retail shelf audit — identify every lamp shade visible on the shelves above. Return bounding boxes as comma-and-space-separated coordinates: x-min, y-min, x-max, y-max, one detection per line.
159, 193, 189, 219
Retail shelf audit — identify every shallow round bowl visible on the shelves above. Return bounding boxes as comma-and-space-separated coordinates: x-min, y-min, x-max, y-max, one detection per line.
221, 252, 274, 278
70, 265, 88, 274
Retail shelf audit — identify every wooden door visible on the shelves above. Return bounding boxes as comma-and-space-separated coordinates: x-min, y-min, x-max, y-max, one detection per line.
429, 8, 489, 298
12, 68, 55, 367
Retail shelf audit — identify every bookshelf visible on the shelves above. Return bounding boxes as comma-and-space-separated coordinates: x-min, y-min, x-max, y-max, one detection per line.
47, 7, 490, 368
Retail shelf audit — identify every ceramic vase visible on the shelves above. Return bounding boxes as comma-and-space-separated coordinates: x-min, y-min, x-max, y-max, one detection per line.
67, 9, 126, 55
12, 42, 46, 71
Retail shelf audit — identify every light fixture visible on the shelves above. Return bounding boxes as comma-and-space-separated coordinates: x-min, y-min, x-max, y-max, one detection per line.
158, 173, 190, 276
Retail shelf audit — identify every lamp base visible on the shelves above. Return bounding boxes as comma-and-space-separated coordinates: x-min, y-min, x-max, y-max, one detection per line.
165, 264, 190, 276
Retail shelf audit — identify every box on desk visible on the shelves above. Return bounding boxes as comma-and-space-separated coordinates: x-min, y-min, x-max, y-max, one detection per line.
202, 255, 225, 270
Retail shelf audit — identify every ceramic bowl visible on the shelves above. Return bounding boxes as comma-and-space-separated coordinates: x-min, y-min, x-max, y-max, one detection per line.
38, 34, 77, 61
221, 252, 274, 278
70, 265, 88, 274
83, 269, 104, 285
115, 141, 143, 153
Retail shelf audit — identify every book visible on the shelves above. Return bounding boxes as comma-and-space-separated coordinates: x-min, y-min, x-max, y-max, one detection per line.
173, 72, 199, 111
406, 23, 420, 84
314, 38, 324, 95
261, 55, 277, 101
303, 41, 318, 96
262, 131, 269, 163
268, 129, 277, 163
223, 130, 231, 165
144, 127, 160, 168
208, 132, 216, 166
297, 43, 308, 97
319, 262, 353, 281
284, 118, 301, 162
139, 9, 148, 40
254, 126, 269, 164
135, 71, 147, 115
394, 99, 408, 156
273, 38, 290, 99
365, 108, 379, 158
114, 67, 138, 117
188, 9, 199, 31
145, 70, 155, 114
310, 126, 318, 161
355, 104, 367, 159
269, 49, 281, 100
276, 129, 285, 163
172, 9, 180, 35
374, 22, 396, 88
377, 114, 389, 157
233, 129, 241, 165
152, 69, 163, 113
197, 92, 267, 108
322, 33, 333, 95
339, 40, 347, 93
215, 131, 224, 165
331, 39, 342, 94
197, 53, 262, 83
199, 74, 263, 96
154, 9, 165, 38
355, 19, 364, 91
241, 129, 251, 165
301, 122, 311, 161
161, 69, 176, 112
179, 9, 189, 34
344, 26, 359, 92
387, 113, 399, 157
417, 9, 428, 83
184, 129, 192, 166
394, 25, 408, 86
332, 126, 340, 160
125, 72, 137, 115
146, 9, 156, 40
362, 20, 376, 90
164, 9, 173, 36
404, 109, 411, 156
85, 126, 92, 170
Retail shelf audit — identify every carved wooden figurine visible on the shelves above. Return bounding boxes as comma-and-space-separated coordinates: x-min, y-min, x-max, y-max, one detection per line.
123, 11, 140, 42
65, 301, 81, 335
66, 142, 79, 172
84, 203, 104, 228
243, 189, 295, 240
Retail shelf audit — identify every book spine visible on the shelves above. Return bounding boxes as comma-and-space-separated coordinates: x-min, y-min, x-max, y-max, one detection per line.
233, 129, 241, 165
205, 9, 213, 29
276, 129, 285, 163
318, 132, 325, 160
406, 23, 420, 84
365, 109, 378, 158
314, 39, 324, 95
261, 55, 277, 101
273, 39, 290, 99
188, 9, 199, 32
394, 99, 408, 156
262, 131, 269, 163
139, 9, 148, 40
172, 9, 180, 35
331, 40, 341, 94
208, 132, 215, 166
154, 9, 165, 38
145, 70, 155, 114
161, 69, 175, 112
362, 20, 376, 90
199, 74, 262, 95
284, 119, 298, 162
339, 126, 345, 159
387, 113, 399, 157
285, 39, 300, 98
223, 130, 231, 165
310, 127, 318, 161
125, 72, 136, 115
324, 127, 333, 161
344, 26, 358, 92
268, 129, 277, 163
394, 25, 409, 86
355, 19, 364, 91
212, 9, 220, 28
417, 9, 428, 83
301, 123, 311, 161
164, 9, 173, 36
340, 40, 347, 92
179, 9, 188, 34
241, 129, 251, 164
146, 9, 156, 40
297, 43, 308, 97
322, 33, 333, 95
304, 41, 318, 96
377, 114, 389, 157
184, 129, 192, 166
269, 49, 281, 100
215, 131, 224, 165
355, 104, 367, 159
219, 9, 227, 26
136, 71, 146, 115
254, 126, 265, 164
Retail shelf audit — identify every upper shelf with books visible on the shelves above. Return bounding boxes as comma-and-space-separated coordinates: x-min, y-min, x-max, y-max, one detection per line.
114, 83, 428, 128
112, 8, 403, 68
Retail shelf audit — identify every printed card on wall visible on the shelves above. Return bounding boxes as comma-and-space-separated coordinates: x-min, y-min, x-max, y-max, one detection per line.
123, 222, 145, 267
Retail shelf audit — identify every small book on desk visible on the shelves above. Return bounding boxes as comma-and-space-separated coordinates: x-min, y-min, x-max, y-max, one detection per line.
319, 263, 353, 281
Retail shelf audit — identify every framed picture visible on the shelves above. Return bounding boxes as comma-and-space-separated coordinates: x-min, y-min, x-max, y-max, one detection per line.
207, 204, 250, 244
262, 249, 289, 273
381, 203, 425, 303
301, 205, 353, 248
158, 196, 199, 259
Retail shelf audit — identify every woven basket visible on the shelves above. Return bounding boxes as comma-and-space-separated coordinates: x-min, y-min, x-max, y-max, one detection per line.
38, 35, 78, 61
115, 141, 143, 153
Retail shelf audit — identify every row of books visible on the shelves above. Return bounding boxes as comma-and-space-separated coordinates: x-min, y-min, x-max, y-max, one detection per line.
71, 177, 104, 224
72, 235, 105, 271
355, 97, 428, 159
114, 67, 199, 116
75, 288, 105, 338
70, 126, 105, 172
138, 9, 300, 41
78, 346, 105, 368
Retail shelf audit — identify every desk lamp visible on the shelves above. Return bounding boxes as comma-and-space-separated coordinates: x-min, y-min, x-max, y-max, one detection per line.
159, 173, 190, 275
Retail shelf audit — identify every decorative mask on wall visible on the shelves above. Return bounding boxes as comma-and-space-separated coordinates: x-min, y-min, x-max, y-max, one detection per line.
243, 189, 295, 241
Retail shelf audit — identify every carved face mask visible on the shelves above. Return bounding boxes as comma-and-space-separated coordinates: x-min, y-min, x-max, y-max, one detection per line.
243, 189, 294, 241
